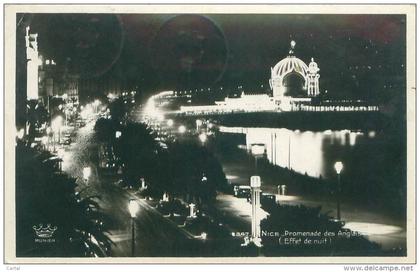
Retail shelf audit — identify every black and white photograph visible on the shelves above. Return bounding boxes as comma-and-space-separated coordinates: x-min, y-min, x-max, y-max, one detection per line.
4, 4, 416, 264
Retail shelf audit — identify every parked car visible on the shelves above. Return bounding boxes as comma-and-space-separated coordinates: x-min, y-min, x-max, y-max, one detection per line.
234, 185, 251, 198
261, 193, 276, 207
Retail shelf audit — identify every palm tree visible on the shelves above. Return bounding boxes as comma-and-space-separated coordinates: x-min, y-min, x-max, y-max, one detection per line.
94, 117, 118, 165
166, 142, 227, 204
16, 143, 113, 257
113, 122, 161, 188
26, 100, 49, 145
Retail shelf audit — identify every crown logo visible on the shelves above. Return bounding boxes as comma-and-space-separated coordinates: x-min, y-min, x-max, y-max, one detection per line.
33, 224, 57, 238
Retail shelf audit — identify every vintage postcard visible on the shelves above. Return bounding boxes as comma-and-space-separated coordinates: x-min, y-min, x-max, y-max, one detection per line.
3, 4, 416, 264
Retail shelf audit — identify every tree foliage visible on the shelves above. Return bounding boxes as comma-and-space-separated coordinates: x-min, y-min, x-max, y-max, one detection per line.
166, 141, 227, 203
94, 117, 116, 143
16, 144, 112, 257
94, 116, 228, 205
113, 122, 160, 187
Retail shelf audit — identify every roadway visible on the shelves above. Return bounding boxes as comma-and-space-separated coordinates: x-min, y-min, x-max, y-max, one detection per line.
60, 119, 234, 257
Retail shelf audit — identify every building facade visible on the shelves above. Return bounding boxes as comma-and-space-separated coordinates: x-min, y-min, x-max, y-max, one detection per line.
25, 26, 41, 101
269, 40, 320, 111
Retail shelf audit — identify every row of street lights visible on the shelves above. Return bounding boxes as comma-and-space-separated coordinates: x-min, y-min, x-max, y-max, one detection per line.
163, 118, 208, 144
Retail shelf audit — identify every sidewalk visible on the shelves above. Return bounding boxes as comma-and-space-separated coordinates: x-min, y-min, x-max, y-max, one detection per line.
208, 140, 407, 250
217, 155, 406, 251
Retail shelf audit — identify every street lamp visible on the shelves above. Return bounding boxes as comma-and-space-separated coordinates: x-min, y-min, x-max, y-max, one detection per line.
250, 176, 262, 247
41, 136, 48, 150
51, 116, 63, 151
334, 161, 344, 220
251, 144, 265, 174
128, 199, 139, 257
46, 127, 52, 150
178, 125, 186, 134
93, 99, 100, 113
196, 119, 203, 131
166, 119, 174, 138
64, 108, 69, 127
199, 133, 207, 144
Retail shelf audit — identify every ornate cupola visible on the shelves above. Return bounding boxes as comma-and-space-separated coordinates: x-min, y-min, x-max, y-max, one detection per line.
307, 57, 320, 97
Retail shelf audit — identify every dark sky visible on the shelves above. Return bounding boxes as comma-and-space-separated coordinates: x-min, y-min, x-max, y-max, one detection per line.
16, 13, 406, 99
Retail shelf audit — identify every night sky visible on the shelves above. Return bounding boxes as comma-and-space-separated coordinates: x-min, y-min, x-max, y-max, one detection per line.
16, 13, 406, 101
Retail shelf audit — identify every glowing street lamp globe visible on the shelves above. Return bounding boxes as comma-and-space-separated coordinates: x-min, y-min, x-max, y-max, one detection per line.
199, 133, 207, 143
178, 125, 186, 134
334, 161, 344, 174
333, 161, 344, 220
250, 175, 261, 188
128, 199, 139, 218
167, 119, 174, 127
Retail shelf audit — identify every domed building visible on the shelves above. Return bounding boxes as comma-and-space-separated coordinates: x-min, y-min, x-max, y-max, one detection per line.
269, 40, 320, 110
179, 39, 379, 115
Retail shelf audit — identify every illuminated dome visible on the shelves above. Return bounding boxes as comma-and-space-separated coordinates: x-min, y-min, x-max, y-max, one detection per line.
271, 40, 308, 80
269, 40, 320, 102
271, 55, 309, 79
269, 41, 310, 99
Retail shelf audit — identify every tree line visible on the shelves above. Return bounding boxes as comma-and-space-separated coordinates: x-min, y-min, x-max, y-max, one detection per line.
94, 116, 228, 207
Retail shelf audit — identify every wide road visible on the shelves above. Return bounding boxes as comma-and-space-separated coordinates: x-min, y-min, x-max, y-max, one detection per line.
60, 119, 225, 257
